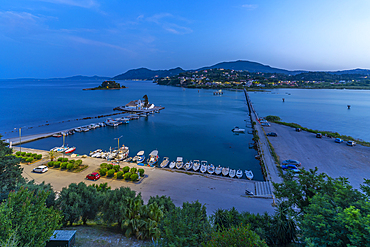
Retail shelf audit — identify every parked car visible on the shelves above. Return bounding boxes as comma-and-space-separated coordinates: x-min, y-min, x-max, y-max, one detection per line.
261, 122, 270, 126
316, 133, 322, 138
86, 172, 101, 181
267, 132, 277, 137
335, 138, 343, 143
281, 164, 298, 170
282, 159, 301, 167
295, 128, 302, 132
33, 165, 48, 173
347, 141, 356, 146
245, 190, 254, 196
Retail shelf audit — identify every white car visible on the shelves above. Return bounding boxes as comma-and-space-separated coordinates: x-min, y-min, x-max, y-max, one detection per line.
33, 165, 48, 173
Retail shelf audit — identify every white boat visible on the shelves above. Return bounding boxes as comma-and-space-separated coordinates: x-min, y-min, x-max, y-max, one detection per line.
117, 145, 129, 161
52, 146, 68, 152
105, 118, 119, 127
232, 126, 245, 133
74, 128, 82, 132
245, 170, 254, 180
192, 160, 200, 172
236, 169, 243, 179
222, 167, 229, 176
148, 150, 159, 167
184, 161, 193, 170
92, 152, 102, 158
229, 169, 236, 178
122, 118, 130, 124
134, 151, 145, 163
64, 147, 76, 154
169, 161, 176, 169
215, 165, 222, 175
90, 149, 102, 156
160, 157, 170, 168
207, 164, 215, 174
200, 160, 208, 173
175, 157, 184, 169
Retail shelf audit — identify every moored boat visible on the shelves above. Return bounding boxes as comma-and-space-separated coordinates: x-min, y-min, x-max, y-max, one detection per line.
231, 126, 245, 133
133, 151, 145, 163
207, 164, 215, 174
169, 161, 176, 169
160, 157, 170, 168
148, 150, 159, 167
215, 165, 222, 175
175, 157, 184, 169
229, 169, 236, 178
64, 147, 76, 154
184, 161, 193, 170
200, 160, 208, 173
245, 170, 254, 180
192, 160, 200, 172
236, 169, 243, 178
222, 167, 229, 176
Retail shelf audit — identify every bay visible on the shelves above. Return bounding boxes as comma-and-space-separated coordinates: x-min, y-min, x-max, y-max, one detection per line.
0, 80, 262, 180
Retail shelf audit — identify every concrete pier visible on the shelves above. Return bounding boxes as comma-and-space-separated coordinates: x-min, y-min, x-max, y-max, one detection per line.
244, 89, 282, 198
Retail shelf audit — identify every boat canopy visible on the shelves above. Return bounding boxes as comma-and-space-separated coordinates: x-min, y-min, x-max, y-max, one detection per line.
176, 157, 183, 162
137, 151, 144, 156
149, 150, 158, 156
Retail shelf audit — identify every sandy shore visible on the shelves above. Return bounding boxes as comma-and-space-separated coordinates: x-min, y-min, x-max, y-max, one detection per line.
265, 123, 370, 190
16, 147, 275, 215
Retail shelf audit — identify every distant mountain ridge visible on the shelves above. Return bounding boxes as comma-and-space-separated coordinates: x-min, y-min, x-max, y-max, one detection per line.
112, 60, 370, 80
113, 67, 185, 80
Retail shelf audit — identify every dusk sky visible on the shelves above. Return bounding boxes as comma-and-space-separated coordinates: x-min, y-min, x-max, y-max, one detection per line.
1, 0, 370, 79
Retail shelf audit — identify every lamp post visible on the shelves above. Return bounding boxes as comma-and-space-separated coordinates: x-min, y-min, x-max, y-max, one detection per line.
19, 127, 22, 153
114, 135, 123, 149
62, 133, 66, 159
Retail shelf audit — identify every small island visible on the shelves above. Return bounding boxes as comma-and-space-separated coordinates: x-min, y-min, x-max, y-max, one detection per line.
83, 80, 126, 90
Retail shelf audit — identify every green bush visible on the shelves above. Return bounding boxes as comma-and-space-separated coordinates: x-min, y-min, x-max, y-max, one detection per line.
31, 153, 38, 159
100, 163, 108, 168
148, 195, 175, 213
21, 152, 26, 156
36, 154, 42, 160
123, 166, 130, 173
116, 171, 124, 179
47, 161, 54, 167
203, 225, 268, 247
75, 160, 82, 166
57, 157, 64, 162
25, 153, 32, 157
107, 169, 115, 177
265, 115, 281, 122
69, 159, 75, 164
60, 162, 68, 169
138, 168, 144, 176
124, 172, 132, 180
107, 164, 114, 170
26, 157, 34, 163
15, 151, 21, 156
67, 163, 74, 170
130, 167, 137, 174
130, 173, 139, 181
113, 165, 120, 172
54, 161, 61, 168
99, 168, 108, 176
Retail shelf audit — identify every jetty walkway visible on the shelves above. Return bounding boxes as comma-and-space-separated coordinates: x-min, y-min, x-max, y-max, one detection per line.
244, 89, 282, 198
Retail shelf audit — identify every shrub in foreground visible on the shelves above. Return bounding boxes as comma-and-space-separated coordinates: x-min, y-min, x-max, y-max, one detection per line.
130, 167, 137, 174
26, 157, 34, 163
107, 164, 113, 170
66, 163, 74, 170
124, 172, 132, 180
116, 171, 124, 179
202, 225, 268, 247
60, 162, 68, 169
54, 161, 61, 168
75, 160, 82, 166
138, 168, 145, 176
100, 163, 108, 169
148, 195, 175, 213
47, 161, 54, 167
123, 166, 130, 173
99, 168, 108, 176
130, 173, 139, 181
113, 164, 120, 172
107, 169, 115, 177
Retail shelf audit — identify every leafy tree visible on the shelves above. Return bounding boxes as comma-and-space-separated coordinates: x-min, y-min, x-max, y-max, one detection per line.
0, 136, 24, 196
57, 182, 101, 225
0, 187, 61, 247
211, 207, 242, 231
101, 187, 138, 228
265, 115, 281, 122
148, 195, 175, 214
23, 180, 56, 208
143, 94, 149, 108
90, 182, 111, 192
202, 225, 268, 247
159, 201, 211, 246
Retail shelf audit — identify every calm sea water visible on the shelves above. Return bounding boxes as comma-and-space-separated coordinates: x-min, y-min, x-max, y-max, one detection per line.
248, 89, 370, 142
0, 80, 263, 180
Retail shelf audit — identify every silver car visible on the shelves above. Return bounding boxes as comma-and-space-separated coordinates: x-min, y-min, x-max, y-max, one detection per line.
33, 165, 48, 173
282, 159, 301, 167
